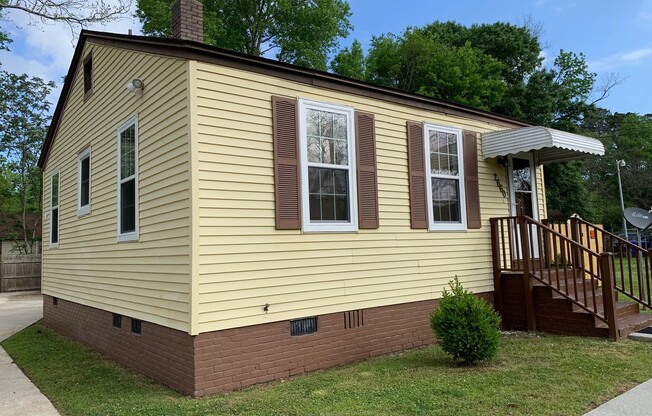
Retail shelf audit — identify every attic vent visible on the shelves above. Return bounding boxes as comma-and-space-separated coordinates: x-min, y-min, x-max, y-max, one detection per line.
290, 317, 317, 336
344, 310, 364, 329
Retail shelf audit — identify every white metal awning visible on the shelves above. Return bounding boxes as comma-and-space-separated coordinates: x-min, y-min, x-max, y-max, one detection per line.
482, 126, 605, 164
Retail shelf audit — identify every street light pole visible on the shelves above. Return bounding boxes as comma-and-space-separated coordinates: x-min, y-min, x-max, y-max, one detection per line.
617, 159, 628, 240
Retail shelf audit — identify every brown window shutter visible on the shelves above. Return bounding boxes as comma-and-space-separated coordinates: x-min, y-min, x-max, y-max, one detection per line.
406, 121, 428, 229
356, 111, 379, 229
272, 96, 301, 230
463, 130, 481, 229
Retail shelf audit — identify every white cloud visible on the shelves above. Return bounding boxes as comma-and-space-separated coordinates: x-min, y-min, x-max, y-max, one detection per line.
589, 47, 652, 71
622, 48, 652, 61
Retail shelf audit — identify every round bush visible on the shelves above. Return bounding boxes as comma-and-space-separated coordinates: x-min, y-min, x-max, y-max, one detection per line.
430, 277, 501, 365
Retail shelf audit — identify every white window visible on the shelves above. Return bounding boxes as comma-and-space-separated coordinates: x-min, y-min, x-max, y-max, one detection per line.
50, 170, 60, 247
77, 147, 91, 216
299, 99, 357, 232
117, 116, 138, 242
424, 124, 467, 231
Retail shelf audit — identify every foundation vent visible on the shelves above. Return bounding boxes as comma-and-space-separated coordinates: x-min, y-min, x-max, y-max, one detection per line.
290, 317, 317, 336
344, 310, 364, 329
112, 313, 122, 328
131, 318, 142, 334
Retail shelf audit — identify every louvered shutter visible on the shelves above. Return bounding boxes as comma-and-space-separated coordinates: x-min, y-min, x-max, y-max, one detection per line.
356, 111, 379, 229
463, 130, 481, 229
272, 96, 301, 230
407, 121, 428, 229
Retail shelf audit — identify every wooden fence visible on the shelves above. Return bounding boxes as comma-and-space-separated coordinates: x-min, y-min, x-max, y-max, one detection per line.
0, 254, 41, 292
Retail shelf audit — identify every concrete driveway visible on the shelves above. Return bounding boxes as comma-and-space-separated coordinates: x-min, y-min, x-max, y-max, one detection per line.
0, 291, 59, 416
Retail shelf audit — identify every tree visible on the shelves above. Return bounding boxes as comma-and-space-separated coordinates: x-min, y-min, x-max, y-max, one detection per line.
573, 111, 652, 231
136, 0, 352, 70
0, 0, 131, 35
330, 39, 365, 79
0, 71, 54, 253
362, 29, 507, 110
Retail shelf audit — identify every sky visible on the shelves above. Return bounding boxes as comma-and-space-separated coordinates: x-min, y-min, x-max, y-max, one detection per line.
1, 0, 652, 116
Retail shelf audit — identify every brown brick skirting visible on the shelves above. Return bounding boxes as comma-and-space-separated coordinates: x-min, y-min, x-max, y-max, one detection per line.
44, 292, 493, 397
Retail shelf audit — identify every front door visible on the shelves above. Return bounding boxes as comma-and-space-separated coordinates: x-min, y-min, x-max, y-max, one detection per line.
509, 154, 539, 257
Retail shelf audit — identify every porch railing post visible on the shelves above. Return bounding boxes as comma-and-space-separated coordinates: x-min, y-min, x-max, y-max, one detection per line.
518, 211, 537, 331
600, 252, 619, 341
570, 217, 583, 271
490, 219, 504, 321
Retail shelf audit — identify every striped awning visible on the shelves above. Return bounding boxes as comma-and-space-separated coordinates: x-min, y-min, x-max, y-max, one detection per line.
482, 126, 605, 164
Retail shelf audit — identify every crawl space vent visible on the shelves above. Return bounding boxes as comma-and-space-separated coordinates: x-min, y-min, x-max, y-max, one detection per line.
290, 317, 317, 336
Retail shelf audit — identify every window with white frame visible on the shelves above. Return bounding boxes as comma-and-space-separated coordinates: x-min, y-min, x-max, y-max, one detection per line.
424, 124, 467, 231
117, 116, 138, 241
77, 148, 91, 216
299, 99, 357, 232
50, 170, 60, 247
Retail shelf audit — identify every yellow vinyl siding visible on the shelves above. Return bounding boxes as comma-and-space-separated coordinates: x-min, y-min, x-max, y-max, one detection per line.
194, 62, 515, 333
42, 43, 192, 332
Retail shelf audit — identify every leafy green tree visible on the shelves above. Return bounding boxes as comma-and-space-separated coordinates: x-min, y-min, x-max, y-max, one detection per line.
573, 112, 652, 231
543, 161, 599, 222
136, 0, 352, 70
362, 29, 506, 110
330, 39, 365, 79
0, 71, 54, 253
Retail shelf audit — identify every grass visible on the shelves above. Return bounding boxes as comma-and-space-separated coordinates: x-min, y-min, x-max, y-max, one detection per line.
614, 257, 652, 312
4, 323, 652, 415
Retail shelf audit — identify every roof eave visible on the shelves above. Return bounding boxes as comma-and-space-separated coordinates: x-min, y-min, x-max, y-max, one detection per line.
39, 30, 532, 170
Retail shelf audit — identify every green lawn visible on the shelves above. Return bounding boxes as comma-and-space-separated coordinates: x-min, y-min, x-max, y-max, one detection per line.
614, 257, 652, 312
4, 322, 652, 416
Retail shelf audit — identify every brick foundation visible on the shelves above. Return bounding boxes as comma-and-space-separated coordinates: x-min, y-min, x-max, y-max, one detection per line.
43, 295, 195, 395
44, 292, 493, 397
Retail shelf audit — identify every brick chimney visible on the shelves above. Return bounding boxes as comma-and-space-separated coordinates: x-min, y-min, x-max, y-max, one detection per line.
171, 0, 204, 43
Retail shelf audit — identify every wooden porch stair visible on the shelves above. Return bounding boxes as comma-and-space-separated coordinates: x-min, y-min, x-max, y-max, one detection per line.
491, 215, 652, 341
500, 271, 652, 339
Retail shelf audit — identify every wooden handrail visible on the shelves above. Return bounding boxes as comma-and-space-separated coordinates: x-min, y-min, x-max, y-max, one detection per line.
490, 214, 615, 336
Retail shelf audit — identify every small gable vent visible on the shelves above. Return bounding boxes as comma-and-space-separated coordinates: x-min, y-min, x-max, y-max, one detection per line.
290, 317, 317, 336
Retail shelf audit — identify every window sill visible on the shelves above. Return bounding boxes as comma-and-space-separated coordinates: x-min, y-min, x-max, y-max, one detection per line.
77, 206, 91, 217
303, 223, 358, 233
428, 223, 468, 232
117, 232, 138, 243
49, 243, 59, 249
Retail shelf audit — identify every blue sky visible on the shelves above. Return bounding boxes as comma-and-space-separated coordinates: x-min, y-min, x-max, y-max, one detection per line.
2, 0, 652, 115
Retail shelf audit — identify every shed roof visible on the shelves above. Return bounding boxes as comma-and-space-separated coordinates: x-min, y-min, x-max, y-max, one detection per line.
482, 126, 605, 164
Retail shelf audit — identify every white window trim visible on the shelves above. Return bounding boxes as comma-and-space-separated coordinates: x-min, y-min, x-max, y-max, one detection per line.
117, 115, 139, 242
298, 98, 358, 232
423, 123, 467, 231
77, 147, 91, 217
50, 169, 60, 248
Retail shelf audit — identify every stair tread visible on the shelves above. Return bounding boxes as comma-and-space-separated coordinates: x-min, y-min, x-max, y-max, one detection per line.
596, 313, 652, 329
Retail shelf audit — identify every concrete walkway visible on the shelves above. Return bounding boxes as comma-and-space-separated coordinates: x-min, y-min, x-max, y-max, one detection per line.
584, 378, 652, 416
0, 291, 59, 416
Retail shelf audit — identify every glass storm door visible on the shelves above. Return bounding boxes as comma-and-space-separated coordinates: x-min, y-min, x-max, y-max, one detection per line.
509, 155, 539, 258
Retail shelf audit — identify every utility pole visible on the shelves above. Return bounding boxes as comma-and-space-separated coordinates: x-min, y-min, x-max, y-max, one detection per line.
617, 159, 628, 240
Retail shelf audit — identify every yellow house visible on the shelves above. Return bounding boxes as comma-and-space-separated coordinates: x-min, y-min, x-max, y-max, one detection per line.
38, 0, 606, 396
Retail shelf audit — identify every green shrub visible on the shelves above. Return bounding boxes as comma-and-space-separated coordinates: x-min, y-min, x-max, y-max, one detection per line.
430, 277, 501, 365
